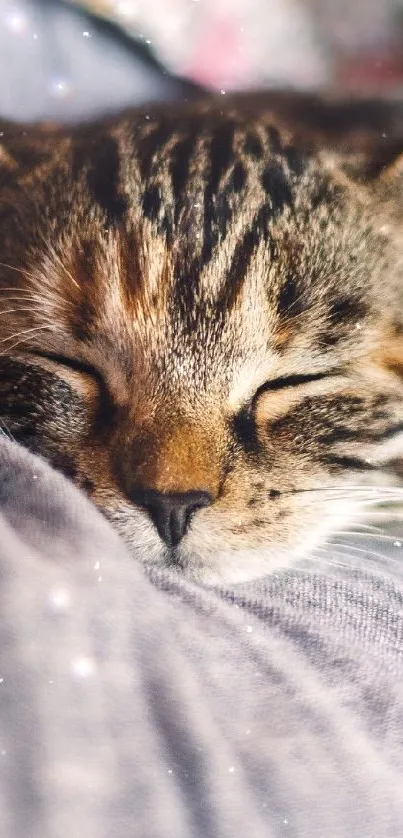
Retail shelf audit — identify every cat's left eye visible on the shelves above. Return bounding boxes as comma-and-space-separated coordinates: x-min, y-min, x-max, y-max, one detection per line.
252, 371, 333, 406
252, 370, 339, 424
258, 372, 331, 394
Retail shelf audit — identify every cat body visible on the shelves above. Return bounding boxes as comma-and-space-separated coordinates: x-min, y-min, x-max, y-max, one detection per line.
1, 92, 403, 582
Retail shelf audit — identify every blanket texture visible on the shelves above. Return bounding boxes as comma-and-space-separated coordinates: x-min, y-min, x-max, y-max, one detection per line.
1, 437, 403, 837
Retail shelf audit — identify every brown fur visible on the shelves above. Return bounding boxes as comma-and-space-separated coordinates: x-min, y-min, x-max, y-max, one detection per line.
1, 92, 403, 582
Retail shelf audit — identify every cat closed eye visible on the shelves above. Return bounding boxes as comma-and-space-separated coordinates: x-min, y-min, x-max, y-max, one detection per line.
253, 371, 340, 424
257, 372, 331, 395
29, 351, 101, 381
30, 352, 100, 378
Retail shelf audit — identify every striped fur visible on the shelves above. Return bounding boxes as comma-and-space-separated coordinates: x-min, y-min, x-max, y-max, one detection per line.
1, 92, 403, 582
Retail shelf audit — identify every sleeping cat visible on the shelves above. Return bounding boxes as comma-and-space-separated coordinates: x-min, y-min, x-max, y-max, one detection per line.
1, 91, 403, 583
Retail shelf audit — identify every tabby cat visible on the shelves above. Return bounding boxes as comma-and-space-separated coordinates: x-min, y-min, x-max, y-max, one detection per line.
1, 92, 403, 583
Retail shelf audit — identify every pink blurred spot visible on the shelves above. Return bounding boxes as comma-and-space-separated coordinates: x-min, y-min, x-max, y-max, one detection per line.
184, 18, 252, 88
336, 47, 403, 94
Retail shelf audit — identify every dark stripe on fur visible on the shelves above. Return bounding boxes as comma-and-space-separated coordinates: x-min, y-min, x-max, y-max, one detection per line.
136, 122, 172, 181
320, 455, 376, 472
202, 121, 236, 265
261, 163, 293, 216
170, 131, 198, 223
277, 274, 307, 318
223, 227, 259, 312
84, 135, 128, 227
244, 132, 264, 160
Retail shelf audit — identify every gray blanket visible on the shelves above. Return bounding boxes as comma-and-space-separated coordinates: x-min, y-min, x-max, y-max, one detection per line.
1, 436, 403, 838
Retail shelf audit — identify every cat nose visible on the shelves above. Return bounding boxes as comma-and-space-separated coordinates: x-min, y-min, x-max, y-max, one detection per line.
131, 489, 212, 547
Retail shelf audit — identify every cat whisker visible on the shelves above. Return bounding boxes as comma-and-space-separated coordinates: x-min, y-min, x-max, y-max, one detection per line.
305, 551, 350, 569
0, 324, 57, 344
0, 307, 50, 318
334, 524, 385, 534
0, 261, 39, 282
334, 531, 401, 544
327, 540, 397, 562
0, 418, 16, 443
0, 325, 59, 355
313, 545, 388, 567
1, 295, 75, 316
317, 545, 403, 572
43, 244, 80, 291
0, 288, 39, 294
280, 485, 403, 500
307, 489, 403, 502
0, 295, 47, 305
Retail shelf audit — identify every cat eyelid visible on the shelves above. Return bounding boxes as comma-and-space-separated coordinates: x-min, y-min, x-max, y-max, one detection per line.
29, 350, 103, 383
254, 370, 340, 401
262, 371, 334, 391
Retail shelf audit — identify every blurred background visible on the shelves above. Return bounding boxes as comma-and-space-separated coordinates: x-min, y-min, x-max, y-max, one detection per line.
1, 0, 403, 123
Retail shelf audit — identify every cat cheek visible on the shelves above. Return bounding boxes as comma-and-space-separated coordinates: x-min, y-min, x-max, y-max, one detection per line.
366, 433, 403, 469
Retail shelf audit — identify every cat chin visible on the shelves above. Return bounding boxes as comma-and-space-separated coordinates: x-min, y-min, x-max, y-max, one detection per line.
136, 545, 291, 585
127, 534, 296, 584
178, 551, 290, 585
105, 506, 290, 583
103, 503, 342, 584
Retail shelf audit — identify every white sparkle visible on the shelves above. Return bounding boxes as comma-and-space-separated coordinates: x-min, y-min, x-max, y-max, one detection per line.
4, 10, 27, 34
394, 540, 402, 547
94, 561, 100, 570
283, 817, 289, 825
0, 678, 3, 684
116, 2, 132, 16
228, 766, 235, 773
355, 323, 362, 330
48, 587, 71, 612
97, 576, 102, 583
32, 474, 38, 480
220, 89, 226, 95
167, 769, 173, 774
71, 656, 96, 679
245, 625, 253, 633
82, 30, 91, 38
33, 32, 37, 39
145, 39, 152, 45
48, 78, 72, 99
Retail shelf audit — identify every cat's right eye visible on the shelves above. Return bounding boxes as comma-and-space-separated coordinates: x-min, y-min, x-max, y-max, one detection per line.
29, 351, 102, 381
27, 351, 106, 397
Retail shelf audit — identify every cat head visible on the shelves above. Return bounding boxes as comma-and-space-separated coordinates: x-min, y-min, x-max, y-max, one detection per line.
1, 93, 403, 583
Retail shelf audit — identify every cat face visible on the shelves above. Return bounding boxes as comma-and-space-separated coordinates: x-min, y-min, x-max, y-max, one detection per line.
1, 94, 403, 583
